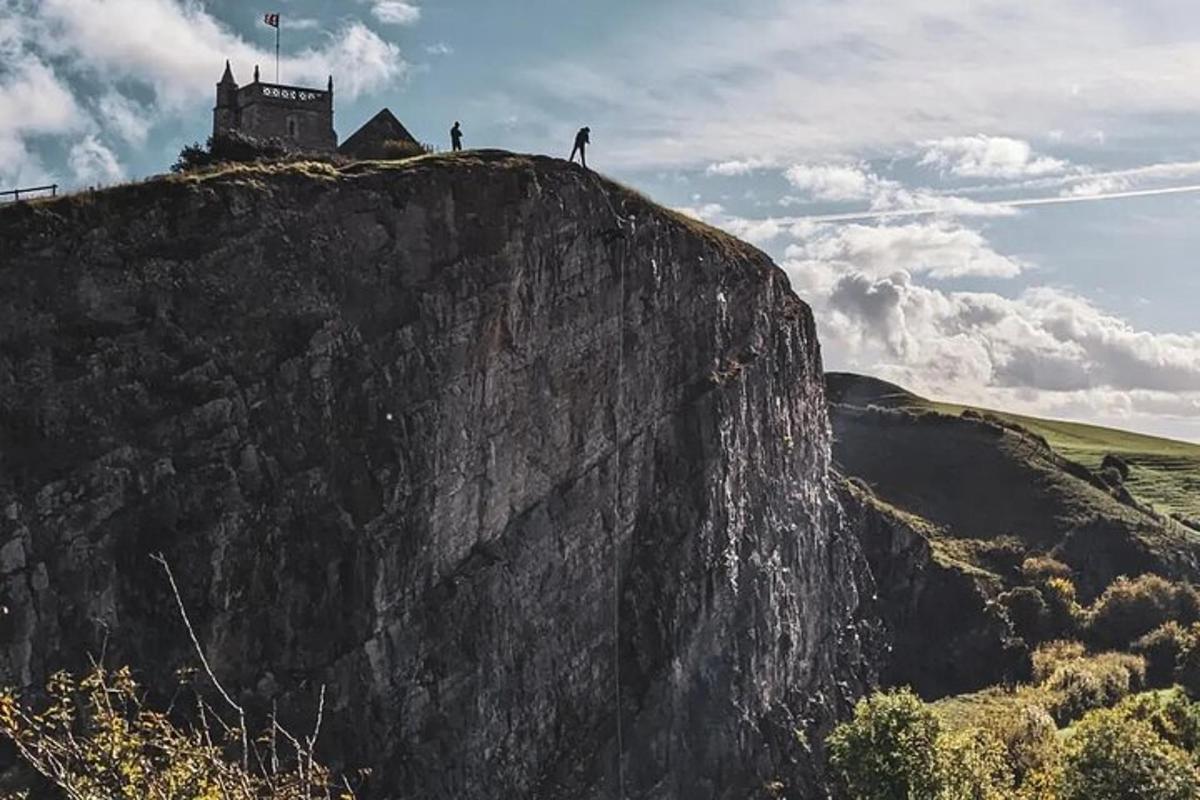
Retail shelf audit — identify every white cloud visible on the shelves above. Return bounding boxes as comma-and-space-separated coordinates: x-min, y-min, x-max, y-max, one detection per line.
675, 202, 786, 245
507, 2, 1200, 170
68, 135, 123, 185
706, 157, 775, 177
33, 0, 405, 104
815, 271, 1200, 397
371, 1, 420, 25
784, 164, 887, 202
0, 14, 83, 186
425, 42, 454, 56
920, 135, 1068, 179
786, 221, 1027, 282
770, 215, 1200, 440
97, 91, 152, 146
314, 23, 406, 98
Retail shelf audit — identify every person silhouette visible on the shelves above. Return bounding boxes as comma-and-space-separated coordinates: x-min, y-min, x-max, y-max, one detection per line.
569, 126, 590, 168
451, 121, 463, 152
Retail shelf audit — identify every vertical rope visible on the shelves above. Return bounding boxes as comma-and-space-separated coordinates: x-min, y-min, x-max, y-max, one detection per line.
584, 170, 631, 799
612, 227, 627, 800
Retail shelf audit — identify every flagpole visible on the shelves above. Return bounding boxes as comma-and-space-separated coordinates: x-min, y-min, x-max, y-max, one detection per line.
275, 22, 280, 83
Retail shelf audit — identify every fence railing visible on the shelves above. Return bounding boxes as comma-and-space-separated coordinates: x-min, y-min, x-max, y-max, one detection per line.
0, 184, 58, 203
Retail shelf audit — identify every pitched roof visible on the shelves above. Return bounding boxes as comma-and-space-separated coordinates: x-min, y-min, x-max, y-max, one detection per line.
337, 108, 418, 156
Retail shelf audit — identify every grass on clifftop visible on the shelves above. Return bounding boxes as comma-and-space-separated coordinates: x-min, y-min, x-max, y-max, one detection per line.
828, 372, 1200, 524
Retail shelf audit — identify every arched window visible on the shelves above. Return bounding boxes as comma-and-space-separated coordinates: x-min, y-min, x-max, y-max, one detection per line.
287, 118, 298, 139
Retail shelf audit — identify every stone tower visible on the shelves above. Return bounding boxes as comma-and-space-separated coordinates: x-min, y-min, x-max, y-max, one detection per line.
212, 61, 337, 152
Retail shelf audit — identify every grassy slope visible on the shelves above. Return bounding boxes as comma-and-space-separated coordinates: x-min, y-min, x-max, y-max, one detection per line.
828, 372, 1200, 523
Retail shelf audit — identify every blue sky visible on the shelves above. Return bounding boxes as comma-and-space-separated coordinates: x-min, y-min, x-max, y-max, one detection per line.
5, 0, 1200, 441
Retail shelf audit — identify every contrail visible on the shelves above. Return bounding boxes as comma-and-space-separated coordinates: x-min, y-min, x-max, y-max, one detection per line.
789, 183, 1200, 224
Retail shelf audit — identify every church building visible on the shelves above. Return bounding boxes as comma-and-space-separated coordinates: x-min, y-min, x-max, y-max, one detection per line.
213, 61, 337, 152
212, 61, 420, 156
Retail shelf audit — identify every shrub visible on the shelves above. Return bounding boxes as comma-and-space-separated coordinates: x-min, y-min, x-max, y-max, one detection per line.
1086, 574, 1200, 649
990, 703, 1061, 787
0, 666, 353, 800
172, 131, 294, 173
1045, 664, 1107, 725
1117, 690, 1200, 758
1132, 621, 1196, 687
1021, 556, 1073, 584
938, 727, 1014, 800
1100, 454, 1131, 481
1041, 577, 1083, 639
378, 139, 433, 159
1059, 706, 1200, 800
1032, 640, 1087, 683
827, 688, 943, 800
1042, 651, 1145, 725
1176, 630, 1200, 699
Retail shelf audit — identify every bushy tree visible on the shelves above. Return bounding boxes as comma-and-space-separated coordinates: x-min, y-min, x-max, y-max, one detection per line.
1041, 577, 1083, 640
172, 131, 294, 173
938, 727, 1014, 800
1176, 632, 1200, 699
1086, 574, 1200, 650
827, 689, 943, 800
1043, 652, 1145, 726
990, 703, 1060, 787
1132, 621, 1196, 687
1059, 706, 1200, 800
1117, 690, 1200, 758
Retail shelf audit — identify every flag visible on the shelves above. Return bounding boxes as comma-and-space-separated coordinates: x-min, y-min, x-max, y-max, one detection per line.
263, 12, 280, 28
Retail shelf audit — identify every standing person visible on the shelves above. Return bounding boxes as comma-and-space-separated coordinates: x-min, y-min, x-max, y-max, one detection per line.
569, 126, 590, 168
450, 121, 463, 152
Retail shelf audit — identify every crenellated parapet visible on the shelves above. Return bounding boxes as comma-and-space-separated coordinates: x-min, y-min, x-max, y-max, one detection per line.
212, 62, 337, 152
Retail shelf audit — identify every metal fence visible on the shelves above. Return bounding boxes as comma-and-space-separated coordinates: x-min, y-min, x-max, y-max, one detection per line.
0, 184, 58, 203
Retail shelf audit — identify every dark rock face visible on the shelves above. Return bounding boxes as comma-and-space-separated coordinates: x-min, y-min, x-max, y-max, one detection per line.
0, 153, 879, 798
839, 482, 1026, 698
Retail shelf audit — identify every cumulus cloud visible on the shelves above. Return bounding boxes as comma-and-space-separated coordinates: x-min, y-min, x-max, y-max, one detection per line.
920, 135, 1068, 179
0, 15, 83, 185
773, 217, 1200, 440
814, 270, 1200, 396
96, 91, 151, 146
371, 1, 420, 25
507, 1, 1200, 170
675, 202, 788, 245
786, 221, 1028, 281
68, 134, 124, 185
784, 164, 888, 202
33, 0, 405, 105
706, 157, 776, 177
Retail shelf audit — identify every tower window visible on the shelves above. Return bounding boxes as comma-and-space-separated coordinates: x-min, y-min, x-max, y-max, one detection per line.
287, 118, 298, 139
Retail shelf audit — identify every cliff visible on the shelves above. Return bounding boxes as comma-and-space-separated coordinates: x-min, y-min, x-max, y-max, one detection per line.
0, 152, 881, 798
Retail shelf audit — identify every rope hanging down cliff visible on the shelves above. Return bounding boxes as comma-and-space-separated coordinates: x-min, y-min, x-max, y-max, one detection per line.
590, 170, 635, 800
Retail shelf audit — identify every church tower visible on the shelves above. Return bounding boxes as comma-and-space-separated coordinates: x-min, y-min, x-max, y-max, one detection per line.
210, 59, 337, 151
213, 60, 239, 137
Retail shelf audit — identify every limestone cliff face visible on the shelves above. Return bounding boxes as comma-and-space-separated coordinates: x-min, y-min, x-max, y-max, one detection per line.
0, 152, 879, 798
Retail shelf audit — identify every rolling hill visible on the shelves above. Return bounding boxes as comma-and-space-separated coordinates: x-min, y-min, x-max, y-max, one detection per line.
827, 372, 1200, 526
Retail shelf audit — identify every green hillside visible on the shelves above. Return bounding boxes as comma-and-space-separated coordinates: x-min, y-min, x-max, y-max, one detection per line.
827, 372, 1200, 525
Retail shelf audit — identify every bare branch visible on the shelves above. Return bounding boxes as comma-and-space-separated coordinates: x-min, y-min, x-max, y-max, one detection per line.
151, 552, 250, 772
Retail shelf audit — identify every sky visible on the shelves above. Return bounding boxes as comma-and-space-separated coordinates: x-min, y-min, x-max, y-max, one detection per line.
4, 0, 1200, 442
